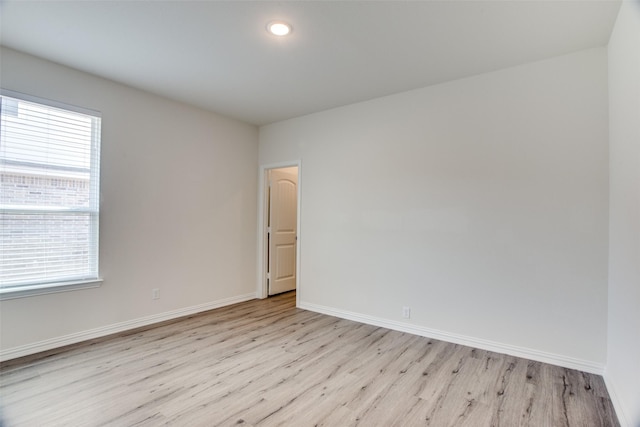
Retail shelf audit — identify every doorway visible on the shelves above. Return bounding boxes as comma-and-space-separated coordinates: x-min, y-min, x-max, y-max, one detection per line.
261, 165, 299, 297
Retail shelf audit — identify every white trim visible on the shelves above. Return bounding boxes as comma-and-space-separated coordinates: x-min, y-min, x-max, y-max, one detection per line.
1, 88, 101, 117
299, 301, 605, 375
256, 165, 268, 299
256, 160, 302, 306
295, 162, 302, 309
0, 279, 103, 300
0, 292, 256, 361
604, 370, 631, 427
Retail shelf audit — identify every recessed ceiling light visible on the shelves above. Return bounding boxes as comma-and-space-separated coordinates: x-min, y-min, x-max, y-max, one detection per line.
267, 21, 292, 36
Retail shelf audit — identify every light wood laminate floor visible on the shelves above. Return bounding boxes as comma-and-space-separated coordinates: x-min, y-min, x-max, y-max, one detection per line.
0, 292, 619, 426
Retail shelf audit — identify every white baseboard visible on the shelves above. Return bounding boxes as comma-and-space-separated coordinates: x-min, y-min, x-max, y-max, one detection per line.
0, 292, 256, 362
603, 371, 631, 427
299, 302, 605, 375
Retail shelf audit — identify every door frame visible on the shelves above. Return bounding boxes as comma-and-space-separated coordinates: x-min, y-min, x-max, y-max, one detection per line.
257, 160, 301, 305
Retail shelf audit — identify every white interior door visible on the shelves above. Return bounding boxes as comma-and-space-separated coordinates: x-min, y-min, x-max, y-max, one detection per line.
268, 168, 298, 295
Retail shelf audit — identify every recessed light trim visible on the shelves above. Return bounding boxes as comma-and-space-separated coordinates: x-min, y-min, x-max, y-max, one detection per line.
267, 21, 292, 36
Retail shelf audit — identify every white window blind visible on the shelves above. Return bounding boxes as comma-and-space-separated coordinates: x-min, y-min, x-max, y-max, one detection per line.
0, 91, 101, 289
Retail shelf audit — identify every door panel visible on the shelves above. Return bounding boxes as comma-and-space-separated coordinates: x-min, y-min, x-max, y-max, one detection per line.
275, 244, 295, 280
268, 168, 298, 295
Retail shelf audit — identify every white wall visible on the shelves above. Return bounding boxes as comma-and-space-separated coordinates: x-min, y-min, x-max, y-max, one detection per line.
0, 47, 259, 355
260, 48, 609, 368
606, 1, 640, 425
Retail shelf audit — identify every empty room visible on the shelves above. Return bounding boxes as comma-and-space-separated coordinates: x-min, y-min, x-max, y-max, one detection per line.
0, 1, 638, 426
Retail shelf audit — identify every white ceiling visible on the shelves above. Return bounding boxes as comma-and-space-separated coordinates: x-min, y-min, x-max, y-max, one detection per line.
0, 1, 621, 126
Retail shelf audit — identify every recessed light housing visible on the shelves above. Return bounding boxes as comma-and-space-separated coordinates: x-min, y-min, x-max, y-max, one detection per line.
267, 21, 292, 36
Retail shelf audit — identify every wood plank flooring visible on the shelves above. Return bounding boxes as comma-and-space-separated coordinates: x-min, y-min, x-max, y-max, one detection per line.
0, 292, 619, 426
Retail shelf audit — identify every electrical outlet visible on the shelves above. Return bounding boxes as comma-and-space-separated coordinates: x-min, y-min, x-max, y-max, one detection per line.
152, 288, 160, 300
402, 306, 411, 319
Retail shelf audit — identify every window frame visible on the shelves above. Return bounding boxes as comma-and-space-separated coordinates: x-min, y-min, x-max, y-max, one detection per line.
0, 89, 103, 299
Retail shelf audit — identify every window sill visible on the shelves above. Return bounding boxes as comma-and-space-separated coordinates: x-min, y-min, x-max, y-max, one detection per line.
0, 279, 103, 300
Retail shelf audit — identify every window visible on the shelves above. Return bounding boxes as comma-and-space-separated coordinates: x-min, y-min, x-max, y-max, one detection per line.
0, 91, 101, 295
